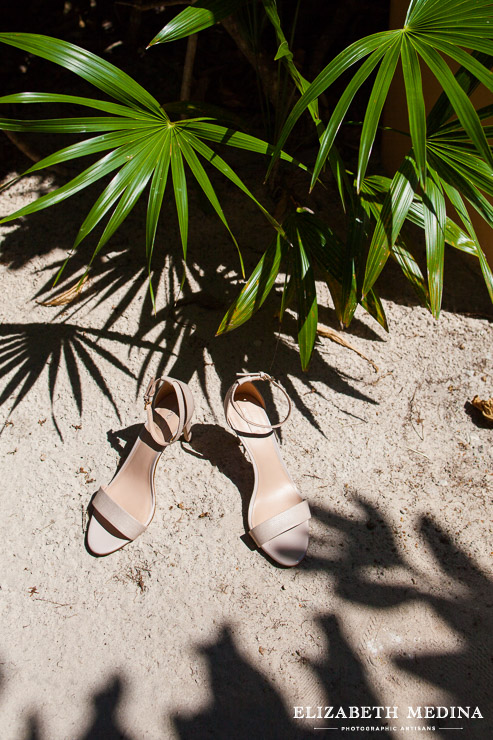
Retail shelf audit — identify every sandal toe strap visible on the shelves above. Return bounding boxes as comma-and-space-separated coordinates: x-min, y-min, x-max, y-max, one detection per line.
249, 500, 311, 547
92, 487, 146, 541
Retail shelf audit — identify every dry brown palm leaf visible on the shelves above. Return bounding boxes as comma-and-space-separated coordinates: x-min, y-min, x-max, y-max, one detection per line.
471, 395, 493, 422
316, 324, 379, 372
36, 275, 89, 307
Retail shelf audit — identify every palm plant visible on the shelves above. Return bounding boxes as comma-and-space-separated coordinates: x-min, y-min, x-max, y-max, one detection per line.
153, 0, 493, 367
1, 0, 492, 371
0, 33, 305, 300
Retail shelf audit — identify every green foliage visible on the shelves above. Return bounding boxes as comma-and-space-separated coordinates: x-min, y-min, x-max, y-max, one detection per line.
217, 208, 389, 370
0, 32, 305, 300
1, 0, 493, 370
158, 0, 492, 358
148, 0, 248, 46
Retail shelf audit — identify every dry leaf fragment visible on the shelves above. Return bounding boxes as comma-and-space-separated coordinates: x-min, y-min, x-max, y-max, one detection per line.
471, 395, 493, 422
316, 324, 379, 372
36, 274, 89, 307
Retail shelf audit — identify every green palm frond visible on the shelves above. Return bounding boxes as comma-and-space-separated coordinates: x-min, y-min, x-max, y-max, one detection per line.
151, 0, 493, 329
218, 208, 388, 370
148, 0, 248, 47
263, 0, 492, 320
272, 1, 493, 187
0, 33, 306, 295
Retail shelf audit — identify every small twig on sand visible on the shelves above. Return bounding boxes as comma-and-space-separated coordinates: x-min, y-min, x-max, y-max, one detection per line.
316, 324, 379, 372
34, 598, 72, 608
405, 447, 431, 461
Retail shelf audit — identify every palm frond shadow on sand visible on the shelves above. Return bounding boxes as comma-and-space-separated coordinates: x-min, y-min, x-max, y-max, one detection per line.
126, 256, 380, 435
1, 237, 381, 440
0, 321, 138, 438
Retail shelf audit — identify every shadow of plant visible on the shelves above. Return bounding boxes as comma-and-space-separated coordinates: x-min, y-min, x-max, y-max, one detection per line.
304, 502, 492, 735
0, 321, 136, 436
172, 625, 307, 740
306, 497, 411, 607
1, 502, 491, 738
0, 240, 380, 439
78, 675, 134, 740
168, 502, 492, 739
394, 516, 493, 712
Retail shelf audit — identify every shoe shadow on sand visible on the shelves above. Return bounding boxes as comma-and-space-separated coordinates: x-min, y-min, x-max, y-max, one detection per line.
182, 422, 254, 535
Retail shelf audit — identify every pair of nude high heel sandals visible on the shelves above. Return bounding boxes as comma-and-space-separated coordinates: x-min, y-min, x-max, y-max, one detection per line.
87, 372, 311, 567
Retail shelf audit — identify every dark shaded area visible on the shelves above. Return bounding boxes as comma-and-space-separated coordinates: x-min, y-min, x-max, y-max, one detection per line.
464, 399, 493, 430
306, 497, 411, 608
173, 625, 305, 739
23, 714, 44, 740
107, 421, 142, 459
310, 614, 387, 737
164, 502, 492, 738
305, 504, 492, 738
0, 1, 390, 128
78, 675, 134, 740
395, 516, 493, 716
3, 499, 492, 737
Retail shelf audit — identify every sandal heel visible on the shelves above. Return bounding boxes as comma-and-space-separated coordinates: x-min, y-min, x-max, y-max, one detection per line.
86, 375, 194, 556
224, 371, 310, 567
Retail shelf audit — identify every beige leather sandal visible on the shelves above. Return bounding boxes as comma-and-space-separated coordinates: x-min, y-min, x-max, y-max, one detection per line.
224, 372, 310, 567
86, 376, 194, 556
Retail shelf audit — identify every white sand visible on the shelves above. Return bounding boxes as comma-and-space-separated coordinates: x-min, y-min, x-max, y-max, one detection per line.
0, 170, 492, 739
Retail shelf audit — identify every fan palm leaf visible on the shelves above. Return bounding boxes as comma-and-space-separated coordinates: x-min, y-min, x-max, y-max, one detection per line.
0, 33, 306, 294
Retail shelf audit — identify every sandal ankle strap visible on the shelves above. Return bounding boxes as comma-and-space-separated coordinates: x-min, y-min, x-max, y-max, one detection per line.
231, 372, 292, 430
144, 375, 187, 446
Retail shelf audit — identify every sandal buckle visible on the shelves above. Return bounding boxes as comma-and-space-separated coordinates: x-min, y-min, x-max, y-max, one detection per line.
143, 377, 157, 409
236, 371, 273, 382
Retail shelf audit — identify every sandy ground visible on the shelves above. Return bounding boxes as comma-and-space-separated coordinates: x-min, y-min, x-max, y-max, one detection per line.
0, 162, 492, 740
